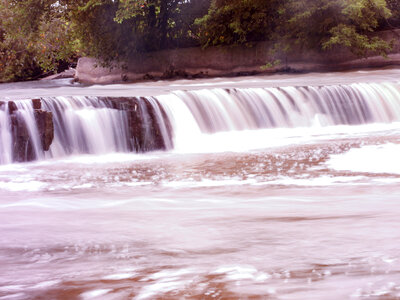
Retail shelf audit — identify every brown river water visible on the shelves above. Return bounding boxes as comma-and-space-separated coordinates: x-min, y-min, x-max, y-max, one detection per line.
1, 70, 400, 299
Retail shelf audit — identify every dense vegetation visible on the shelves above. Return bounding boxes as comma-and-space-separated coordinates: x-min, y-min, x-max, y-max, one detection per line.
1, 0, 399, 82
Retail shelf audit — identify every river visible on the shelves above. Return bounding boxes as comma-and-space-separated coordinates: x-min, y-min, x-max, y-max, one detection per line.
1, 69, 400, 299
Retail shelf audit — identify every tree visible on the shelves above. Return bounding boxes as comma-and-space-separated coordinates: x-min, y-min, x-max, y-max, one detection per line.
278, 0, 394, 57
385, 0, 400, 27
1, 0, 398, 82
197, 0, 396, 57
195, 0, 280, 47
68, 0, 135, 63
67, 0, 210, 63
114, 0, 210, 51
0, 0, 76, 82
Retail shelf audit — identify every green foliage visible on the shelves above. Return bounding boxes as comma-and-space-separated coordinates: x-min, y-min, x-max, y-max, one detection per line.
260, 59, 282, 70
0, 0, 76, 82
114, 0, 210, 51
68, 0, 134, 63
323, 24, 393, 57
198, 0, 396, 57
0, 0, 399, 82
195, 0, 280, 47
278, 0, 393, 56
385, 0, 400, 27
66, 0, 210, 64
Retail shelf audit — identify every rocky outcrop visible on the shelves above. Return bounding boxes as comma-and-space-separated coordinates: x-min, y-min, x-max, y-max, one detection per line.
101, 97, 172, 152
76, 29, 400, 84
8, 99, 54, 162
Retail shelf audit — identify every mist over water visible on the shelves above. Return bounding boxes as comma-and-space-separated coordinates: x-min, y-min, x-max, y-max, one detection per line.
1, 71, 400, 299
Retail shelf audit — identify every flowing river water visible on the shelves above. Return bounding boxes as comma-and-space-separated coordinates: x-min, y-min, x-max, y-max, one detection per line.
1, 69, 400, 299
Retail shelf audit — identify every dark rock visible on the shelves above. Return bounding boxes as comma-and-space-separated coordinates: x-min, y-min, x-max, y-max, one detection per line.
8, 101, 17, 115
0, 101, 4, 108
143, 73, 154, 80
127, 107, 145, 151
11, 113, 34, 162
162, 66, 189, 79
10, 105, 54, 162
192, 71, 206, 79
32, 99, 41, 110
99, 97, 173, 153
35, 110, 54, 151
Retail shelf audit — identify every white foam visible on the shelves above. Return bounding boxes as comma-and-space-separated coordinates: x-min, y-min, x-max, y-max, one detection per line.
102, 273, 136, 280
0, 181, 47, 192
136, 269, 194, 300
169, 123, 400, 154
54, 152, 156, 165
135, 280, 191, 300
147, 269, 194, 280
80, 289, 112, 299
31, 280, 61, 289
268, 176, 367, 187
0, 285, 25, 292
212, 265, 271, 282
328, 143, 400, 174
0, 293, 26, 299
160, 176, 372, 188
161, 178, 257, 188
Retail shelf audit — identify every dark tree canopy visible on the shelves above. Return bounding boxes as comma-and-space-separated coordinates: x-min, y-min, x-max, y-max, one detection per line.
195, 0, 281, 46
0, 0, 399, 82
0, 0, 77, 81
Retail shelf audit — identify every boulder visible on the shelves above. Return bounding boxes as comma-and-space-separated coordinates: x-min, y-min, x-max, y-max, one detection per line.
35, 110, 54, 151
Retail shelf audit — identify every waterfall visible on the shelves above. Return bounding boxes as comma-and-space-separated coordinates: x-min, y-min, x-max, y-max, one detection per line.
14, 101, 45, 160
0, 103, 12, 164
161, 83, 400, 134
1, 82, 400, 163
155, 82, 400, 152
40, 96, 172, 158
41, 96, 132, 157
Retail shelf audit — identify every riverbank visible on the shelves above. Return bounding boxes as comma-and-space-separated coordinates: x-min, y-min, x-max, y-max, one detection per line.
75, 29, 400, 84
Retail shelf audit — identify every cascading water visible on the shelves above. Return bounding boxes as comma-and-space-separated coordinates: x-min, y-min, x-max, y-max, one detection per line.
14, 101, 45, 160
162, 82, 400, 134
41, 96, 132, 157
1, 82, 400, 163
157, 82, 400, 152
0, 103, 12, 164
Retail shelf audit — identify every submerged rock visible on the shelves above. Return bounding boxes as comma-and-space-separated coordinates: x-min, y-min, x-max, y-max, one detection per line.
32, 99, 41, 110
101, 97, 173, 152
35, 110, 54, 151
11, 112, 33, 162
9, 99, 54, 162
8, 101, 17, 115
